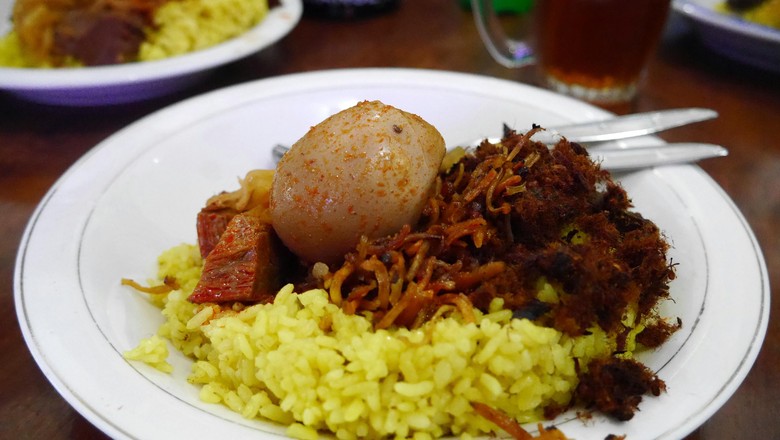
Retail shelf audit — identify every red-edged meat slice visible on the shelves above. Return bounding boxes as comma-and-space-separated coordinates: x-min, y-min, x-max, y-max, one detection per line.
189, 213, 290, 304
196, 207, 238, 259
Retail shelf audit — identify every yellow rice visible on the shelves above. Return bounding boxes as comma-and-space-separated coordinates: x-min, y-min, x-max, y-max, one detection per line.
719, 0, 780, 29
0, 0, 269, 67
139, 0, 269, 61
741, 0, 780, 29
125, 243, 626, 439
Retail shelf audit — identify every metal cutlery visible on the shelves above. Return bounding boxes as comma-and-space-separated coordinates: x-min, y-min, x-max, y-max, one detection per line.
272, 107, 725, 170
530, 107, 718, 144
272, 142, 728, 171
589, 143, 728, 170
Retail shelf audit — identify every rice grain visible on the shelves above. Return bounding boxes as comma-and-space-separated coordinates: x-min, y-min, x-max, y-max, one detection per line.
125, 243, 630, 439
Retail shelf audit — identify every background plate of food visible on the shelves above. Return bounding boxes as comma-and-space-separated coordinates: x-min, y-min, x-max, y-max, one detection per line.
0, 0, 301, 105
14, 68, 769, 439
673, 0, 780, 72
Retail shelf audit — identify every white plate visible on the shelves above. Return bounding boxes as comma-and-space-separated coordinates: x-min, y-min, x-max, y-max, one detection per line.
0, 0, 302, 105
15, 68, 769, 439
673, 0, 780, 72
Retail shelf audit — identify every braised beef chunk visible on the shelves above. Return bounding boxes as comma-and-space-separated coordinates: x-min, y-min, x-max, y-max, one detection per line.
189, 213, 292, 304
196, 206, 239, 259
53, 9, 148, 65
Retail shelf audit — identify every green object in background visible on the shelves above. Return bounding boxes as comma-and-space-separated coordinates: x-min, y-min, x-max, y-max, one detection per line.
459, 0, 534, 14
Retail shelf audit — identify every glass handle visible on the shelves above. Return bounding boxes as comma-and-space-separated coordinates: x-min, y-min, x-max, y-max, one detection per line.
470, 0, 535, 68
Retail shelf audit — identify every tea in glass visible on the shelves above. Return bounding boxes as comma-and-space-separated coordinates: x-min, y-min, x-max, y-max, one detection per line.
534, 0, 671, 103
471, 0, 671, 104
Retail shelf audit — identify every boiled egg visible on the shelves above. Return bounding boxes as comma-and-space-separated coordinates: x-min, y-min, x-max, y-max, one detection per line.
270, 100, 446, 264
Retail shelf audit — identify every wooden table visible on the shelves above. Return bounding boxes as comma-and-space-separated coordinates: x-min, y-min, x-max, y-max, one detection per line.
1, 1, 777, 438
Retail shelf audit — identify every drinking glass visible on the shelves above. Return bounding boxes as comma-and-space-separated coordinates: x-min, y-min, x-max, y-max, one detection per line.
472, 0, 671, 105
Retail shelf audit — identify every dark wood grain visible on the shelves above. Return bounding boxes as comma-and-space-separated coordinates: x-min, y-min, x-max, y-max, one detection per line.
1, 1, 777, 438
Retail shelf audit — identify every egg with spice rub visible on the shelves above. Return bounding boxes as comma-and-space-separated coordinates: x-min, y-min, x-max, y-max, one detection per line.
270, 100, 446, 264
